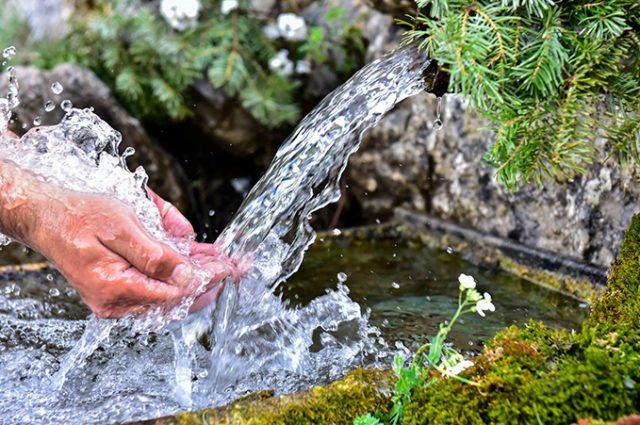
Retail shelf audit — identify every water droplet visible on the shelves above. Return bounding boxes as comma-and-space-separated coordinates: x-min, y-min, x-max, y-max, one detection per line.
331, 228, 342, 236
122, 146, 135, 158
391, 282, 400, 289
446, 246, 454, 254
395, 341, 408, 352
33, 116, 41, 126
208, 210, 216, 217
433, 96, 443, 131
337, 272, 348, 282
49, 288, 60, 297
60, 100, 73, 112
46, 274, 54, 281
2, 46, 16, 59
375, 218, 381, 224
51, 82, 63, 94
44, 100, 55, 112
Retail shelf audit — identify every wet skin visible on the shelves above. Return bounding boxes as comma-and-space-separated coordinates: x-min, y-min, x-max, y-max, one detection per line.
0, 131, 239, 318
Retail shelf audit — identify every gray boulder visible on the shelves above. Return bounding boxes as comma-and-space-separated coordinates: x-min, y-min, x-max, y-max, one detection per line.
348, 91, 640, 268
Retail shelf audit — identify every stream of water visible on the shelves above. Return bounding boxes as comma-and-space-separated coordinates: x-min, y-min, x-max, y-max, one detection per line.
0, 47, 431, 423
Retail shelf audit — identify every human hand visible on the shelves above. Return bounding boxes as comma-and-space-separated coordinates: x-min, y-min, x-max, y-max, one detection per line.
0, 155, 237, 318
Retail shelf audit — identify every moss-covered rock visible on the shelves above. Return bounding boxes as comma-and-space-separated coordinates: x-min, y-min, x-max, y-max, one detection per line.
403, 214, 640, 424
163, 369, 393, 425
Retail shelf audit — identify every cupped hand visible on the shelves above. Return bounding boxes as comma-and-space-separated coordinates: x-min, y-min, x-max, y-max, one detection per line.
0, 152, 240, 318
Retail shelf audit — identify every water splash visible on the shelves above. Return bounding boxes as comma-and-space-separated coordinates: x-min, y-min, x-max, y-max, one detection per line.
0, 46, 429, 423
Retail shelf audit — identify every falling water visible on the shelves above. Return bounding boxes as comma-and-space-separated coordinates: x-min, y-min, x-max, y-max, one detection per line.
0, 47, 430, 423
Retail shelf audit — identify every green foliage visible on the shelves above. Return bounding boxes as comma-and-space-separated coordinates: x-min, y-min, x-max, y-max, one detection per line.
405, 0, 640, 188
354, 413, 384, 425
300, 5, 366, 75
355, 279, 491, 425
3, 1, 365, 128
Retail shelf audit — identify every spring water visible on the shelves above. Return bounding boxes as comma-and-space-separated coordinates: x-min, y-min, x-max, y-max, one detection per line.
0, 46, 429, 423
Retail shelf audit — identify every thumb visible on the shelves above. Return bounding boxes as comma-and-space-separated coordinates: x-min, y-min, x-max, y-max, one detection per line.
100, 221, 193, 287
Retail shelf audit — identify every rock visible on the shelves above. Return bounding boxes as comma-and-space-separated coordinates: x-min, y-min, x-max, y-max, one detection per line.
0, 64, 189, 210
348, 90, 640, 268
150, 368, 393, 424
189, 79, 266, 157
248, 0, 278, 17
364, 0, 417, 18
349, 96, 433, 219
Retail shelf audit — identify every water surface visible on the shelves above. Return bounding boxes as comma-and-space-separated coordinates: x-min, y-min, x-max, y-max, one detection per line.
285, 238, 586, 350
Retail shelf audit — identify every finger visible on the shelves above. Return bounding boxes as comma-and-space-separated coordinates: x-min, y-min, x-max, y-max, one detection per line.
201, 260, 233, 287
189, 282, 226, 313
116, 267, 191, 302
2, 130, 18, 140
146, 187, 194, 238
99, 221, 193, 287
82, 252, 192, 319
189, 242, 224, 257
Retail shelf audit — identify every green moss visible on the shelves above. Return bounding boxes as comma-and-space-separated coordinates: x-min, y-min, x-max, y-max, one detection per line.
588, 215, 640, 327
499, 256, 601, 302
169, 369, 392, 425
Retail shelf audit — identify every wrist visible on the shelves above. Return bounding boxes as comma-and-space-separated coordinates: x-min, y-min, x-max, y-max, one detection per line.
0, 159, 49, 246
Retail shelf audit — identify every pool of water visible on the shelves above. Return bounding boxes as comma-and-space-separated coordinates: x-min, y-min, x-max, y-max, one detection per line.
283, 237, 587, 351
0, 238, 586, 357
0, 236, 587, 423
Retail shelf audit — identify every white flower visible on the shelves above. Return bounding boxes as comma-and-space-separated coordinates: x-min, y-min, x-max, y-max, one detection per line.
269, 49, 294, 76
476, 292, 495, 317
277, 13, 308, 41
295, 60, 311, 74
220, 0, 239, 15
160, 0, 201, 31
447, 359, 474, 376
458, 273, 476, 290
263, 24, 280, 40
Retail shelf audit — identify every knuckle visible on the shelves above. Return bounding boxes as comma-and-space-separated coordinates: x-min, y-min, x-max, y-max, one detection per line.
143, 247, 167, 276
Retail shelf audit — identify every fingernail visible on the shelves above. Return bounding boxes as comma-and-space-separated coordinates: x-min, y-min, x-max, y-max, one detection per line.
170, 263, 193, 286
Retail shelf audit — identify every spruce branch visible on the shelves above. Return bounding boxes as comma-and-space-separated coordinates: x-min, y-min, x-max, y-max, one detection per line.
406, 0, 640, 188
